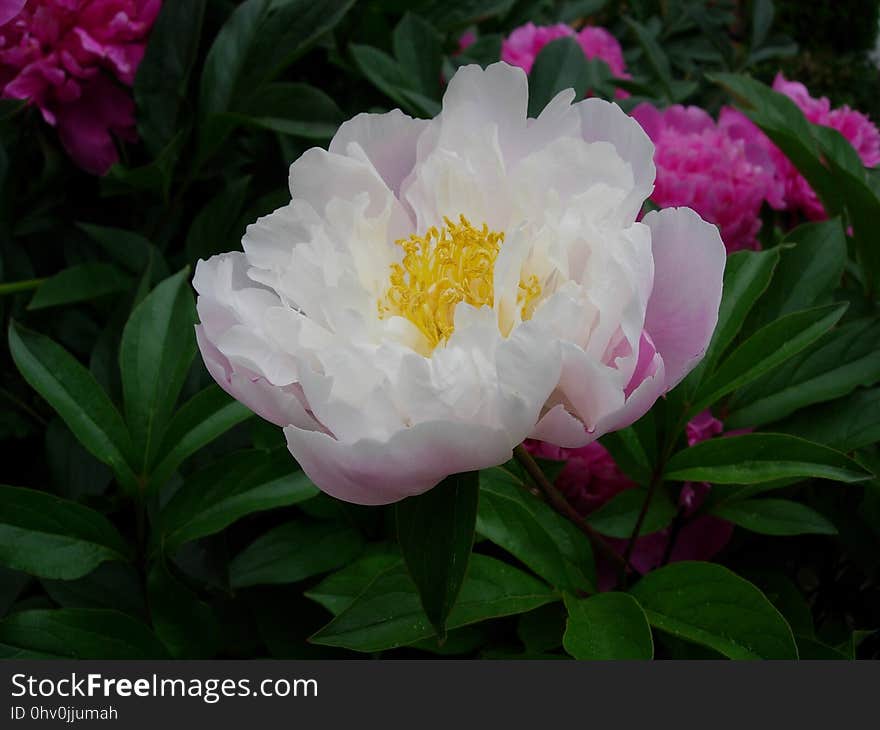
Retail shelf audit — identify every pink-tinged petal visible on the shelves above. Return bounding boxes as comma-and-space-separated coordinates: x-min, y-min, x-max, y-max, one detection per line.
642, 207, 725, 389
594, 335, 666, 436
196, 326, 323, 433
530, 404, 589, 447
284, 420, 513, 505
328, 109, 428, 196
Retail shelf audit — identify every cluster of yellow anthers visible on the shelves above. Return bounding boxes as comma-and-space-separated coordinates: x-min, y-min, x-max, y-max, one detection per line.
379, 215, 541, 352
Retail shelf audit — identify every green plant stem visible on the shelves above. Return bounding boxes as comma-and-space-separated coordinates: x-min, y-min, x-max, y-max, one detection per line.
619, 467, 663, 587
0, 278, 46, 296
513, 445, 633, 575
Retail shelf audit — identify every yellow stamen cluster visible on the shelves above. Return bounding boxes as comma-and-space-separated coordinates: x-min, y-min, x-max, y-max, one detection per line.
378, 215, 541, 352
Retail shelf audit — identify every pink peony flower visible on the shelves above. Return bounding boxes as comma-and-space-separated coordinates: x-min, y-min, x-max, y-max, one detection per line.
526, 409, 734, 587
632, 103, 783, 252
723, 74, 880, 220
0, 0, 161, 174
501, 22, 630, 97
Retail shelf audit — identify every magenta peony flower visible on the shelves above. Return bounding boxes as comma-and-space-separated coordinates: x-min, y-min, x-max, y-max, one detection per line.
501, 22, 630, 96
0, 0, 161, 174
526, 408, 734, 587
631, 103, 783, 252
723, 74, 880, 220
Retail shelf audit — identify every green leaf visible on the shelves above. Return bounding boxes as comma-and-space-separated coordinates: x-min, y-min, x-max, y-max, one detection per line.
392, 13, 441, 99
750, 0, 774, 48
199, 0, 356, 157
134, 0, 206, 155
349, 44, 440, 118
417, 0, 515, 30
744, 570, 814, 637
396, 471, 479, 637
42, 563, 145, 619
230, 521, 364, 588
119, 268, 197, 472
630, 561, 798, 659
150, 385, 254, 488
587, 487, 676, 538
517, 603, 566, 653
28, 263, 130, 310
796, 635, 850, 660
0, 609, 168, 659
709, 247, 781, 364
310, 555, 557, 652
693, 303, 848, 412
184, 177, 251, 262
527, 37, 591, 117
711, 498, 837, 536
563, 592, 653, 659
226, 83, 343, 141
8, 322, 137, 490
148, 559, 219, 659
750, 220, 846, 325
305, 544, 401, 616
77, 223, 168, 279
665, 433, 871, 484
477, 467, 595, 593
624, 17, 672, 99
775, 387, 880, 451
0, 485, 131, 580
599, 427, 653, 484
159, 449, 318, 552
726, 318, 880, 428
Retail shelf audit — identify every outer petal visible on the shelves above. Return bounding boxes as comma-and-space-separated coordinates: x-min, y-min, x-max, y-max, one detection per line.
328, 109, 428, 196
642, 207, 725, 389
285, 421, 513, 505
575, 97, 655, 222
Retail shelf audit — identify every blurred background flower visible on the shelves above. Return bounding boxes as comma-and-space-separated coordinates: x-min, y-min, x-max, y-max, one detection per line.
0, 0, 160, 174
501, 21, 630, 96
631, 103, 784, 252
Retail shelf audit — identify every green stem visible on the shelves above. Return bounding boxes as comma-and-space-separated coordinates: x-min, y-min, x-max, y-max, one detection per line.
0, 277, 46, 296
513, 445, 634, 576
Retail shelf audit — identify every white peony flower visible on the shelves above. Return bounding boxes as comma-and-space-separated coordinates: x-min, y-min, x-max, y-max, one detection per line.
193, 62, 725, 505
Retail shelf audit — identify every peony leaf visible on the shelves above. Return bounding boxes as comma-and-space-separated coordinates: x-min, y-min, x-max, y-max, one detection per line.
28, 263, 130, 311
630, 561, 798, 659
774, 386, 880, 452
527, 37, 594, 117
8, 322, 138, 491
664, 433, 871, 484
119, 268, 197, 473
396, 471, 479, 638
711, 498, 837, 536
749, 220, 846, 326
134, 0, 206, 156
309, 554, 557, 652
147, 559, 219, 659
563, 592, 654, 659
159, 448, 318, 552
0, 485, 131, 580
0, 609, 168, 659
726, 318, 880, 429
587, 487, 676, 539
230, 521, 365, 588
149, 385, 254, 489
477, 467, 596, 593
693, 302, 848, 413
